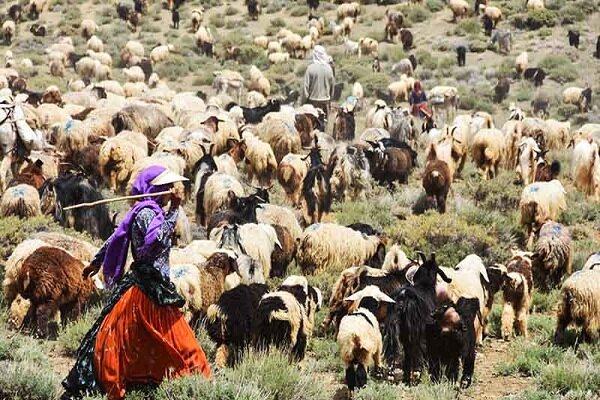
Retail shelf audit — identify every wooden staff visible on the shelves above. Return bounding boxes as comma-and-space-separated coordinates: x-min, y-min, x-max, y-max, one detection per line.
62, 189, 175, 211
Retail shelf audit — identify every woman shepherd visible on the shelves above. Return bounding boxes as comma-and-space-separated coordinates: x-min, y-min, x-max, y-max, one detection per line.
62, 165, 211, 400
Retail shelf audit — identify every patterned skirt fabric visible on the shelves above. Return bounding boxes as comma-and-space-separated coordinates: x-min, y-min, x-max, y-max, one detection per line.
61, 263, 211, 399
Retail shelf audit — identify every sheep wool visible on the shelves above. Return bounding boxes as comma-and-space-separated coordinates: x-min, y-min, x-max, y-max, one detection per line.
0, 184, 41, 218
296, 223, 384, 275
519, 179, 567, 244
170, 264, 203, 321
555, 269, 600, 342
533, 221, 572, 289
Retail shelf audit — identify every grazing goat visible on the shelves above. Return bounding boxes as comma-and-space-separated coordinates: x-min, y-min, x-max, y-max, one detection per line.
423, 144, 452, 213
523, 68, 546, 87
456, 46, 466, 67
501, 252, 533, 340
427, 298, 479, 388
384, 252, 452, 385
301, 143, 332, 224
567, 30, 580, 49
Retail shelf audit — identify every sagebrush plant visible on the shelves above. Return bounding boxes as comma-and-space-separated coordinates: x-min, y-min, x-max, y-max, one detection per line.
58, 306, 102, 357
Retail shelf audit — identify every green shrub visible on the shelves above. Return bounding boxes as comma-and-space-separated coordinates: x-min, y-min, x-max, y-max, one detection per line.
538, 355, 600, 393
155, 374, 268, 400
469, 39, 488, 53
58, 306, 101, 356
270, 17, 287, 28
386, 212, 497, 267
225, 6, 239, 15
537, 55, 578, 84
209, 14, 226, 28
0, 361, 61, 400
154, 55, 191, 81
510, 9, 558, 30
415, 49, 436, 70
455, 18, 482, 36
426, 0, 445, 12
406, 5, 431, 24
497, 340, 563, 377
355, 382, 401, 400
290, 6, 308, 16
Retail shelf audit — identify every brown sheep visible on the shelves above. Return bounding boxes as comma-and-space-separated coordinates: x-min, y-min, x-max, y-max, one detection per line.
423, 144, 452, 213
295, 113, 320, 147
532, 221, 572, 290
501, 252, 533, 341
16, 246, 97, 338
270, 225, 295, 278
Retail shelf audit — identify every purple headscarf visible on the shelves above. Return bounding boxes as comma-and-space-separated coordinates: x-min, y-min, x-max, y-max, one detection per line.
102, 165, 170, 287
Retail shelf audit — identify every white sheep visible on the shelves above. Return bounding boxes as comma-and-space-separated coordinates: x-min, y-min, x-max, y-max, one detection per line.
296, 223, 385, 275
471, 128, 505, 179
243, 135, 278, 187
562, 86, 591, 113
86, 50, 113, 67
337, 2, 360, 21
519, 179, 567, 246
358, 37, 378, 58
123, 65, 145, 83
382, 244, 411, 272
268, 52, 290, 64
544, 119, 570, 150
121, 40, 145, 66
150, 44, 175, 64
0, 184, 41, 218
254, 35, 269, 49
439, 254, 491, 345
212, 223, 282, 278
202, 173, 245, 225
516, 137, 542, 185
277, 153, 308, 207
480, 4, 502, 25
75, 57, 96, 80
191, 8, 205, 32
2, 21, 16, 45
554, 269, 600, 343
338, 286, 394, 393
515, 51, 528, 76
256, 203, 303, 241
80, 19, 99, 38
527, 0, 545, 10
247, 65, 270, 97
86, 35, 104, 53
571, 139, 600, 200
583, 252, 600, 270
448, 0, 469, 21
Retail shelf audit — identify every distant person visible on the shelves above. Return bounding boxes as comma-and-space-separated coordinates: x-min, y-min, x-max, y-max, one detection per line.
304, 45, 335, 131
409, 80, 430, 118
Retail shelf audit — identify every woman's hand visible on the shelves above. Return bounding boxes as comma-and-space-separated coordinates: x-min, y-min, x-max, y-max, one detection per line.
82, 264, 100, 279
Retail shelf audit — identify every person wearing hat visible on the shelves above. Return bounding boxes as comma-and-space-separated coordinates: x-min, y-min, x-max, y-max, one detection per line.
304, 45, 335, 131
62, 166, 211, 400
409, 80, 431, 118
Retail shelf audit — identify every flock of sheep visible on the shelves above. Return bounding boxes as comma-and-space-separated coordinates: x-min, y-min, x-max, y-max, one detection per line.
0, 0, 599, 397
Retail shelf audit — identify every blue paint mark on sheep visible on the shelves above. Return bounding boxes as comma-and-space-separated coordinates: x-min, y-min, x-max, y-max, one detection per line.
529, 185, 539, 193
171, 266, 188, 279
307, 223, 321, 231
65, 119, 75, 133
11, 187, 25, 197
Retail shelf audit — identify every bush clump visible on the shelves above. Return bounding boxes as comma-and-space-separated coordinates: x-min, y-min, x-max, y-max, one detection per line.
510, 9, 558, 30
406, 5, 431, 24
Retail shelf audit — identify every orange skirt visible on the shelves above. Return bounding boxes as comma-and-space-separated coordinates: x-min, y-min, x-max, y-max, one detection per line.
93, 286, 211, 400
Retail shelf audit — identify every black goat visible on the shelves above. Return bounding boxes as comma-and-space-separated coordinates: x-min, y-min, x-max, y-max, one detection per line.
247, 0, 260, 20
346, 223, 381, 237
8, 4, 22, 22
595, 36, 600, 59
494, 77, 510, 103
193, 148, 219, 226
171, 8, 180, 29
456, 45, 466, 67
400, 29, 413, 51
332, 82, 345, 102
384, 252, 452, 385
135, 57, 153, 80
39, 174, 113, 240
225, 99, 281, 124
307, 0, 319, 11
523, 68, 546, 87
482, 15, 493, 36
30, 23, 47, 37
116, 3, 131, 20
365, 145, 416, 189
134, 0, 146, 14
531, 98, 549, 118
567, 30, 580, 49
206, 188, 270, 236
205, 283, 270, 367
427, 298, 480, 388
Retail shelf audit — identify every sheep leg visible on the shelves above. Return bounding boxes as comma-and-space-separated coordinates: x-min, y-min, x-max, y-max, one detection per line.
515, 308, 528, 338
435, 193, 447, 213
461, 343, 475, 388
35, 301, 59, 339
345, 365, 357, 393
501, 303, 515, 341
356, 364, 368, 389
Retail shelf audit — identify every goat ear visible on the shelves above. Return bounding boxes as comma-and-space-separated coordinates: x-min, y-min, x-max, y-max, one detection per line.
417, 251, 426, 264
